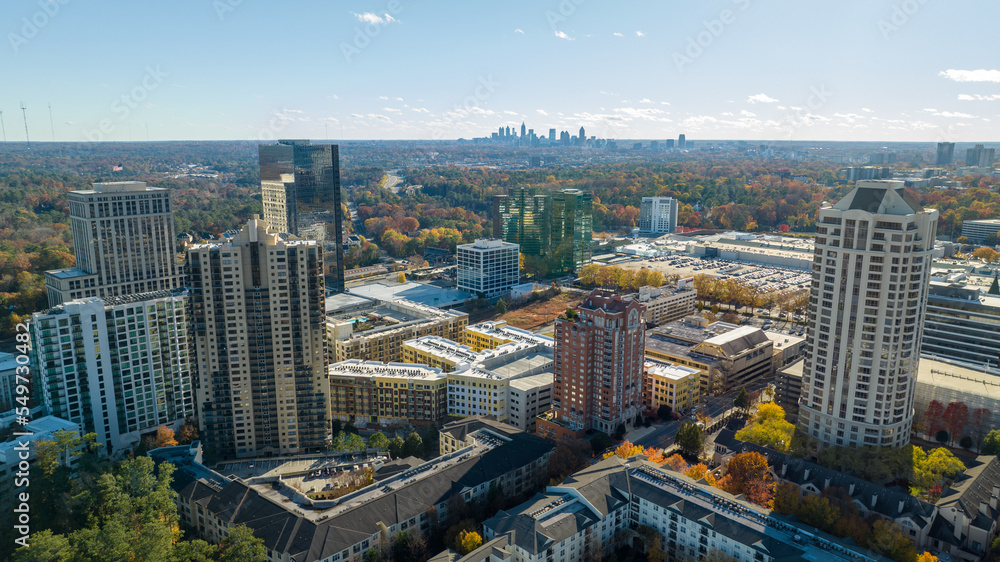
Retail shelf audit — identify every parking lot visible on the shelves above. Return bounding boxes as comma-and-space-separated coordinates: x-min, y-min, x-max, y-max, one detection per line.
621, 254, 812, 294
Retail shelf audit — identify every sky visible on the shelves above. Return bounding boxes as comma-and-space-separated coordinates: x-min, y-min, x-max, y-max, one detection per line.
3, 0, 1000, 143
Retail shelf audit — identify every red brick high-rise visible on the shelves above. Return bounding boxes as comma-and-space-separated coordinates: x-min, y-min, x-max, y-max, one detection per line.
541, 290, 645, 439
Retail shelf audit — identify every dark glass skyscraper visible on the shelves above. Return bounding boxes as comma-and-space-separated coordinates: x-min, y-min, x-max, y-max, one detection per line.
259, 139, 345, 292
494, 187, 592, 275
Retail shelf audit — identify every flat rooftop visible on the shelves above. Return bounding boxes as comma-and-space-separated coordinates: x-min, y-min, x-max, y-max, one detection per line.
917, 356, 1000, 398
348, 281, 472, 308
328, 360, 447, 381
509, 372, 554, 391
644, 360, 701, 381
44, 267, 93, 280
479, 351, 554, 380
325, 293, 375, 314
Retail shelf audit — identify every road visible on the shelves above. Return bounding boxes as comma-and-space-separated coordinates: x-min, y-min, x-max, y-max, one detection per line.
631, 379, 772, 450
383, 172, 402, 193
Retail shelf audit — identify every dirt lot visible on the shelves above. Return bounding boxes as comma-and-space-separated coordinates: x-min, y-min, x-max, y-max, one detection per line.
498, 292, 581, 330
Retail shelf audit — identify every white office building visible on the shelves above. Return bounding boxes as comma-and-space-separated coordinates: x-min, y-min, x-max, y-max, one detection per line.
960, 219, 1000, 244
457, 239, 520, 299
798, 180, 938, 448
639, 196, 678, 234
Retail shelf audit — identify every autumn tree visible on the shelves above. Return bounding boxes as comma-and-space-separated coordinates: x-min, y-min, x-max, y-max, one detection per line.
735, 403, 795, 453
942, 401, 970, 445
772, 482, 801, 515
663, 454, 690, 472
176, 418, 199, 445
923, 400, 945, 437
685, 463, 716, 486
796, 495, 840, 532
911, 447, 965, 491
718, 451, 772, 507
675, 421, 703, 457
606, 440, 644, 460
153, 425, 178, 448
456, 530, 483, 555
865, 520, 918, 562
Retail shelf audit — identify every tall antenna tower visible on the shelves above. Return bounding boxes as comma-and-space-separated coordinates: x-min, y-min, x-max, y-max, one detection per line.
0, 110, 6, 142
19, 102, 29, 144
48, 103, 55, 141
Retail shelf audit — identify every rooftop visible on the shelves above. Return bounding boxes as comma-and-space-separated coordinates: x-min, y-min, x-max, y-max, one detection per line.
348, 281, 472, 308
916, 355, 1000, 397
71, 181, 164, 194
644, 359, 700, 381
508, 372, 555, 391
466, 320, 554, 348
328, 360, 447, 382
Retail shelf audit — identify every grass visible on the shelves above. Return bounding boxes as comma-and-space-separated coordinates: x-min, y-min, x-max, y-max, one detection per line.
498, 292, 580, 330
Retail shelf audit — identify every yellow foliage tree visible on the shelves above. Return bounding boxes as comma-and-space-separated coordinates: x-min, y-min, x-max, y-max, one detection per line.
917, 553, 940, 562
154, 425, 178, 448
398, 272, 407, 283
644, 447, 665, 464
457, 530, 483, 555
604, 440, 645, 460
663, 454, 689, 472
735, 403, 795, 453
685, 463, 716, 486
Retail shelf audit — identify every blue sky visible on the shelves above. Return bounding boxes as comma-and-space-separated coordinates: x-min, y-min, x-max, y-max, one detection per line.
4, 0, 999, 142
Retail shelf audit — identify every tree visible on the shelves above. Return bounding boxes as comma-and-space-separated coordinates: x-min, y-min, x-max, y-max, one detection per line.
970, 408, 992, 450
643, 447, 666, 465
923, 400, 945, 436
613, 423, 627, 440
589, 432, 613, 455
911, 447, 965, 491
983, 429, 1000, 455
656, 404, 672, 421
176, 418, 199, 445
685, 463, 716, 486
403, 432, 423, 458
719, 451, 770, 498
735, 403, 795, 452
495, 299, 507, 315
388, 435, 405, 459
172, 540, 218, 561
942, 401, 970, 445
218, 525, 267, 562
12, 529, 71, 562
796, 495, 840, 532
663, 454, 689, 472
606, 440, 644, 460
916, 553, 940, 562
397, 272, 407, 283
772, 482, 801, 515
865, 520, 918, 562
153, 425, 178, 448
734, 387, 751, 417
369, 431, 389, 450
456, 530, 483, 555
675, 421, 703, 456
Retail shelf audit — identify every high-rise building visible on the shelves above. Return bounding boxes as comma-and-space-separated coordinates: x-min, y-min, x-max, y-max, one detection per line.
665, 139, 675, 150
936, 142, 955, 166
493, 187, 550, 256
44, 181, 181, 306
550, 189, 593, 274
520, 122, 526, 138
548, 128, 556, 142
31, 289, 194, 454
540, 290, 645, 437
678, 134, 686, 150
966, 144, 997, 168
187, 216, 328, 459
259, 139, 345, 293
578, 126, 586, 144
797, 180, 938, 448
639, 196, 679, 234
456, 239, 520, 299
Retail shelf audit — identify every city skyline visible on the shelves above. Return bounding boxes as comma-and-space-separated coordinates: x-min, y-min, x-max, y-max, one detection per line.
3, 1, 1000, 142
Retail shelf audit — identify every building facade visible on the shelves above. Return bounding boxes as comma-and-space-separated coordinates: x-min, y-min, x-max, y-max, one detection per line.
549, 189, 593, 275
643, 359, 701, 413
638, 196, 678, 234
922, 282, 1000, 367
507, 373, 554, 433
960, 219, 1000, 244
464, 320, 554, 353
31, 290, 193, 454
635, 283, 697, 326
187, 217, 328, 459
44, 181, 181, 306
456, 239, 520, 299
259, 140, 345, 292
328, 360, 448, 426
543, 290, 645, 437
493, 188, 550, 256
328, 300, 468, 364
936, 142, 955, 166
798, 180, 938, 448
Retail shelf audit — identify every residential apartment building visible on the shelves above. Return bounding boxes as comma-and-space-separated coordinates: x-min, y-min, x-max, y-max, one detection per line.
643, 359, 700, 413
638, 196, 678, 234
456, 239, 520, 299
539, 290, 645, 439
44, 181, 181, 306
481, 455, 888, 562
922, 282, 1000, 367
328, 360, 448, 426
402, 336, 481, 372
635, 283, 697, 326
259, 139, 345, 292
31, 290, 193, 454
508, 373, 553, 433
644, 317, 774, 394
439, 416, 522, 454
966, 144, 997, 168
153, 430, 553, 562
798, 180, 938, 448
0, 353, 18, 412
187, 216, 328, 459
464, 320, 554, 353
913, 356, 1000, 437
328, 299, 467, 364
775, 359, 804, 421
0, 417, 80, 518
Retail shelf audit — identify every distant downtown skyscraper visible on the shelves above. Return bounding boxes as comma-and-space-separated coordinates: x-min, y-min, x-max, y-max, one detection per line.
44, 181, 181, 306
187, 217, 328, 459
259, 139, 345, 293
936, 142, 955, 167
797, 180, 938, 448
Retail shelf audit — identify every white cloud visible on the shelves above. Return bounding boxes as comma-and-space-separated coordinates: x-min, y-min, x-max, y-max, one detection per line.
639, 98, 652, 104
939, 69, 1000, 83
740, 110, 756, 117
660, 101, 670, 106
554, 31, 574, 40
635, 30, 645, 37
747, 93, 778, 104
503, 110, 519, 116
862, 107, 873, 112
378, 96, 389, 100
613, 32, 623, 37
536, 109, 549, 116
282, 109, 304, 114
383, 107, 402, 113
353, 12, 397, 25
514, 28, 524, 34
958, 93, 1000, 101
935, 111, 977, 118
395, 97, 404, 101
410, 107, 430, 113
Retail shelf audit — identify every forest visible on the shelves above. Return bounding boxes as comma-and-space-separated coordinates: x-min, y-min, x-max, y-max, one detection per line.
2, 140, 999, 339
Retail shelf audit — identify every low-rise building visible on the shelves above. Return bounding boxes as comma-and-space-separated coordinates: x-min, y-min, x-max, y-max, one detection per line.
481, 454, 890, 562
464, 320, 554, 353
644, 318, 774, 394
403, 336, 482, 372
0, 416, 81, 516
153, 433, 553, 562
634, 283, 697, 326
329, 299, 468, 364
922, 282, 1000, 368
439, 416, 522, 455
914, 356, 1000, 436
765, 331, 806, 368
961, 219, 1000, 244
507, 374, 554, 433
643, 359, 700, 414
329, 360, 448, 426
